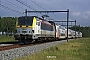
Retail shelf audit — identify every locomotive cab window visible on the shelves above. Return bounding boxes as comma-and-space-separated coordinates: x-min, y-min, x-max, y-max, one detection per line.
18, 16, 34, 26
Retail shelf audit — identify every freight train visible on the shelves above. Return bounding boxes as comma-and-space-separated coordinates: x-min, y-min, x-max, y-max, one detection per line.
14, 16, 82, 44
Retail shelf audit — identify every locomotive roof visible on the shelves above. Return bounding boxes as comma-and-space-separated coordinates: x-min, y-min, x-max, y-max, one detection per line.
18, 16, 55, 24
19, 16, 52, 20
18, 16, 38, 18
18, 16, 45, 20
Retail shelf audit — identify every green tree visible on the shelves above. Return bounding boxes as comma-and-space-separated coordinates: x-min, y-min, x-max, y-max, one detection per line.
70, 26, 90, 37
0, 17, 17, 36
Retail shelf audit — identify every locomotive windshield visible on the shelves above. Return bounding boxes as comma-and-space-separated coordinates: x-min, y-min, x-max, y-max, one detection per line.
18, 16, 33, 26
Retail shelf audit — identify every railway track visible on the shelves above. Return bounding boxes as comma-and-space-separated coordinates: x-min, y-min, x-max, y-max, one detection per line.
0, 41, 19, 44
0, 40, 58, 51
0, 38, 75, 51
0, 39, 74, 60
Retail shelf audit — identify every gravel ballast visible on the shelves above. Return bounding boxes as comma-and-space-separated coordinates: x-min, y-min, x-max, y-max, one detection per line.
0, 40, 69, 60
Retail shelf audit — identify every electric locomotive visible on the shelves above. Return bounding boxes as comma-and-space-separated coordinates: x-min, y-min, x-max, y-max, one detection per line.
14, 16, 56, 43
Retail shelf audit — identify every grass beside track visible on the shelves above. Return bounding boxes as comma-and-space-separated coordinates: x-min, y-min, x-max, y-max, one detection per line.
0, 36, 15, 42
15, 38, 90, 60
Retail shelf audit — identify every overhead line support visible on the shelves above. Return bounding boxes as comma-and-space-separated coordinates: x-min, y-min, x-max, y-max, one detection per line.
25, 9, 69, 42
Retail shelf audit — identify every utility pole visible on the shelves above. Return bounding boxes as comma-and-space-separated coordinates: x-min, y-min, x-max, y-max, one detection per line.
75, 20, 76, 39
67, 9, 69, 42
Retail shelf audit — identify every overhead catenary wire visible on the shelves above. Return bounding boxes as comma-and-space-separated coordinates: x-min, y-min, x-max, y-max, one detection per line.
29, 0, 62, 20
0, 0, 64, 20
4, 0, 25, 10
53, 13, 62, 20
0, 4, 23, 14
30, 0, 47, 10
31, 0, 61, 20
16, 0, 36, 11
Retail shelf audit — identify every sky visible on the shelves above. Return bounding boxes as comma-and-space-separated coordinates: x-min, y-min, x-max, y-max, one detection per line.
0, 0, 90, 26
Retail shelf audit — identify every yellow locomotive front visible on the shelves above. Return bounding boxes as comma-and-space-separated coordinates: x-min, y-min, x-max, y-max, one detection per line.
14, 16, 36, 43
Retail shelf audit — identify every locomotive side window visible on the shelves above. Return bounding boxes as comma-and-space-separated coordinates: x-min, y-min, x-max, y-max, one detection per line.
41, 23, 53, 31
38, 22, 40, 26
41, 23, 46, 30
36, 22, 40, 26
51, 26, 53, 31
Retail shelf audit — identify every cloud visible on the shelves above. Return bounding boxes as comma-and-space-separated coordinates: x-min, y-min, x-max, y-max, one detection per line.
82, 15, 88, 19
83, 11, 90, 15
71, 12, 81, 17
81, 11, 90, 19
